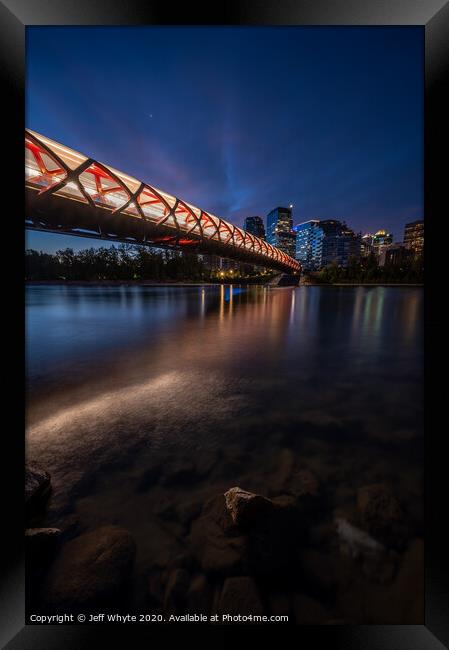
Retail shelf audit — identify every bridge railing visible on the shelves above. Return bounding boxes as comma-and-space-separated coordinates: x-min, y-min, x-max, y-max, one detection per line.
25, 129, 301, 274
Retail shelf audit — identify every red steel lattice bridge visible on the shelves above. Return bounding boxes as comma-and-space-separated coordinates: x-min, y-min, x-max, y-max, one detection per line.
25, 130, 301, 275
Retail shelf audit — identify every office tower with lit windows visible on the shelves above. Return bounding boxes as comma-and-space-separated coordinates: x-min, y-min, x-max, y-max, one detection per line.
293, 218, 361, 269
319, 219, 362, 267
293, 220, 324, 270
372, 229, 393, 258
361, 233, 375, 257
244, 216, 266, 240
403, 220, 424, 258
266, 206, 296, 258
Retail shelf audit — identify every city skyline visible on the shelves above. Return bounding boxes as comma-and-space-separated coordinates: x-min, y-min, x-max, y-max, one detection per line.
26, 26, 423, 253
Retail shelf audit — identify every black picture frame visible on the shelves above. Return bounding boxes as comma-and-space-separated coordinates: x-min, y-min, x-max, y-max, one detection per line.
1, 1, 447, 647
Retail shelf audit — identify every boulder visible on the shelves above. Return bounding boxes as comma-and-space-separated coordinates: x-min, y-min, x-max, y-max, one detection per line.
224, 487, 274, 528
189, 495, 249, 575
271, 493, 302, 525
357, 484, 405, 547
25, 527, 60, 564
42, 525, 136, 609
218, 577, 265, 617
239, 490, 303, 575
191, 487, 305, 578
25, 462, 51, 510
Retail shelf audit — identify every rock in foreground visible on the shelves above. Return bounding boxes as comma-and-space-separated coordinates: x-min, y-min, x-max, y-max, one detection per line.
25, 462, 51, 511
26, 527, 60, 563
189, 495, 249, 575
42, 525, 136, 610
224, 487, 273, 528
192, 487, 304, 578
357, 483, 405, 547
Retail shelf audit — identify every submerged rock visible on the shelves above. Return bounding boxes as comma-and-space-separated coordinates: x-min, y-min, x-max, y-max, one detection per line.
42, 525, 136, 609
218, 577, 265, 617
224, 487, 274, 528
189, 495, 249, 575
335, 516, 384, 558
195, 487, 305, 578
356, 483, 405, 547
25, 462, 51, 511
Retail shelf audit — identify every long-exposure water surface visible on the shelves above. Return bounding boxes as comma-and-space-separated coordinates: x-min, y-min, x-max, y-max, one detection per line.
26, 284, 423, 621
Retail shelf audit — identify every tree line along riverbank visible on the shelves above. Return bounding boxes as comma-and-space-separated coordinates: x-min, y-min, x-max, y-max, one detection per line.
25, 246, 423, 285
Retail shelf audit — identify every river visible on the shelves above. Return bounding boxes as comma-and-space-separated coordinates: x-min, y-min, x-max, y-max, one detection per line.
26, 284, 424, 620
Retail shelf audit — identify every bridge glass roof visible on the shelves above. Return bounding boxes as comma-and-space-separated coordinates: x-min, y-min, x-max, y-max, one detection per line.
25, 129, 300, 273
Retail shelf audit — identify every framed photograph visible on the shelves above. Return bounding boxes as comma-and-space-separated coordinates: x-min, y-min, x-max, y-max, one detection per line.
1, 0, 447, 647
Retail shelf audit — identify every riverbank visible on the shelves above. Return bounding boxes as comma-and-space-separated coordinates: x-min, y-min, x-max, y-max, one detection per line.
301, 282, 424, 287
26, 280, 424, 288
25, 279, 264, 287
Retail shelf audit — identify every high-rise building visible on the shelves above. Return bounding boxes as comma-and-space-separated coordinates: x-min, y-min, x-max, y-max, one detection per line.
293, 220, 324, 270
319, 220, 362, 267
244, 216, 265, 240
380, 243, 411, 267
372, 229, 393, 258
266, 206, 296, 258
293, 219, 361, 269
403, 220, 424, 258
361, 233, 375, 257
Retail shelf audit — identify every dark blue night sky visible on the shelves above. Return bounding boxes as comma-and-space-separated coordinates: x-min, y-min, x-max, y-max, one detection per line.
26, 26, 423, 252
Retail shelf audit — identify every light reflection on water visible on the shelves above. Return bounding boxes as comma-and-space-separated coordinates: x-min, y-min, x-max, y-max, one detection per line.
26, 284, 423, 544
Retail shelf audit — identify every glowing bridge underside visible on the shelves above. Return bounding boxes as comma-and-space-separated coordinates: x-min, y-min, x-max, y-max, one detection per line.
25, 130, 300, 274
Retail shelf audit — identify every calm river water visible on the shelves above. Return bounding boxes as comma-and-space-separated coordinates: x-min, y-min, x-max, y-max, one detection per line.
26, 284, 424, 620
